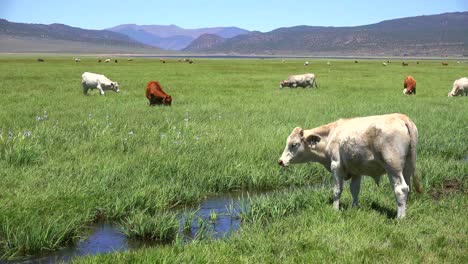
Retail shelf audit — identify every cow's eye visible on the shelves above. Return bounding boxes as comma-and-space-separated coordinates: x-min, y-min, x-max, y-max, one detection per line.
291, 143, 299, 149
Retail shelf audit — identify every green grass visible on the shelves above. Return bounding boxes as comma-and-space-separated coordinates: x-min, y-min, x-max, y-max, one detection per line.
0, 57, 466, 262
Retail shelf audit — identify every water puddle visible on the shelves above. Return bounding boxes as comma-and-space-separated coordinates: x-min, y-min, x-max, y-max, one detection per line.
3, 191, 255, 264
181, 191, 252, 240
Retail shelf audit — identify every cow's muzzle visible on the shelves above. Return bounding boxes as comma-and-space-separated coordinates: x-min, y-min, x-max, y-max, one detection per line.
278, 159, 287, 167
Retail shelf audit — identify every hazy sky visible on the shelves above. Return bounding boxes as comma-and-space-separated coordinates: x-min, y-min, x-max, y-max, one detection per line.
1, 0, 467, 32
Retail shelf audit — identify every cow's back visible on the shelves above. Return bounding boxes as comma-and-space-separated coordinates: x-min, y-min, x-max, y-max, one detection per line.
82, 72, 108, 84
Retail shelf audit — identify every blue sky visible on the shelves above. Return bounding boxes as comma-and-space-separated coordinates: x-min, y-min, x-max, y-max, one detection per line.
1, 0, 467, 32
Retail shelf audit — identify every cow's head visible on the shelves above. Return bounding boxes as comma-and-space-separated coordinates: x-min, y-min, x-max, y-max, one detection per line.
448, 83, 460, 97
278, 127, 321, 167
164, 95, 172, 105
111, 82, 120, 93
280, 80, 290, 88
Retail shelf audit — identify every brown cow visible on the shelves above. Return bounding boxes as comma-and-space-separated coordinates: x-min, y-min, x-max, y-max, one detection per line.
402, 62, 409, 66
441, 62, 448, 66
403, 76, 416, 95
146, 81, 172, 106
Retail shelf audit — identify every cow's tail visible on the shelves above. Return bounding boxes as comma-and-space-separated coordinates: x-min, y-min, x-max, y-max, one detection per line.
404, 119, 422, 193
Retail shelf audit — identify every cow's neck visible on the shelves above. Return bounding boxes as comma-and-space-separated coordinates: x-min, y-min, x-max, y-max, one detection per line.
306, 122, 337, 171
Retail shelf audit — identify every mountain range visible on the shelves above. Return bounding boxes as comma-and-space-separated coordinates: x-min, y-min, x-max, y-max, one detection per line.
0, 19, 161, 53
0, 12, 467, 56
184, 12, 468, 56
106, 24, 249, 50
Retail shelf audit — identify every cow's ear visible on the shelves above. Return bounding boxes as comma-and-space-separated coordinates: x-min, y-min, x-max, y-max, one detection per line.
292, 127, 304, 138
305, 134, 321, 148
111, 83, 114, 87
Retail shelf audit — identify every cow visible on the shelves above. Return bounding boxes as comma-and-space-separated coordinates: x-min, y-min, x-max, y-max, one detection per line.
382, 62, 388, 66
114, 59, 118, 63
403, 76, 417, 95
37, 58, 45, 62
81, 72, 120, 95
278, 113, 422, 218
304, 61, 309, 66
280, 73, 318, 88
98, 59, 102, 63
146, 81, 172, 106
104, 59, 111, 63
75, 58, 81, 62
402, 62, 409, 66
127, 59, 133, 61
448, 77, 468, 97
441, 62, 448, 66
354, 60, 358, 63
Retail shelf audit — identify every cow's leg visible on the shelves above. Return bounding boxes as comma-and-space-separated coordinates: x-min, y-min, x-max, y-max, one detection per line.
387, 170, 409, 218
350, 175, 362, 207
96, 84, 105, 95
331, 161, 344, 210
82, 83, 88, 95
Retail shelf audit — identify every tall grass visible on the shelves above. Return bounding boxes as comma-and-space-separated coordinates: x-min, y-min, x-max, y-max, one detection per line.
118, 211, 178, 243
0, 57, 466, 261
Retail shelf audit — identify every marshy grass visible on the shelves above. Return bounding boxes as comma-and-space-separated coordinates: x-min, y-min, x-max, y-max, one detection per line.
118, 211, 178, 243
0, 57, 466, 262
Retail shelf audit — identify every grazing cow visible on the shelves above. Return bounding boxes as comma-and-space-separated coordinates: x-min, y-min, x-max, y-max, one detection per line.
278, 113, 421, 218
81, 72, 120, 95
441, 62, 448, 66
326, 61, 331, 66
189, 60, 194, 64
104, 59, 111, 63
37, 58, 45, 62
280, 73, 317, 88
382, 62, 388, 66
448, 77, 468, 97
98, 59, 102, 63
114, 59, 118, 63
402, 62, 409, 66
354, 60, 358, 63
145, 81, 172, 106
75, 58, 81, 62
127, 59, 133, 61
304, 61, 309, 66
403, 76, 417, 95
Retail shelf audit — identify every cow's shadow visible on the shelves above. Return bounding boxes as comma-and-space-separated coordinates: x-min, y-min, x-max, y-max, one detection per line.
370, 202, 397, 219
327, 198, 397, 219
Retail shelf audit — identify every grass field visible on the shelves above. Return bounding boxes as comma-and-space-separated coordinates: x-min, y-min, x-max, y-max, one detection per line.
0, 57, 466, 263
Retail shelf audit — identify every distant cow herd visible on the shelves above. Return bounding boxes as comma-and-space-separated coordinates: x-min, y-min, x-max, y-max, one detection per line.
73, 59, 466, 106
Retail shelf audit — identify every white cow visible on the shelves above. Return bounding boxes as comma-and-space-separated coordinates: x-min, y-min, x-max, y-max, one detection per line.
104, 59, 111, 63
280, 73, 317, 88
304, 61, 309, 66
278, 113, 422, 218
448, 77, 468, 97
75, 58, 81, 62
81, 72, 120, 95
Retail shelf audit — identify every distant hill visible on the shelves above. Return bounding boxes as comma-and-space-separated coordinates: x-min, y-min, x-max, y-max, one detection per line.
186, 12, 468, 56
0, 19, 163, 53
107, 24, 249, 50
183, 34, 226, 51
